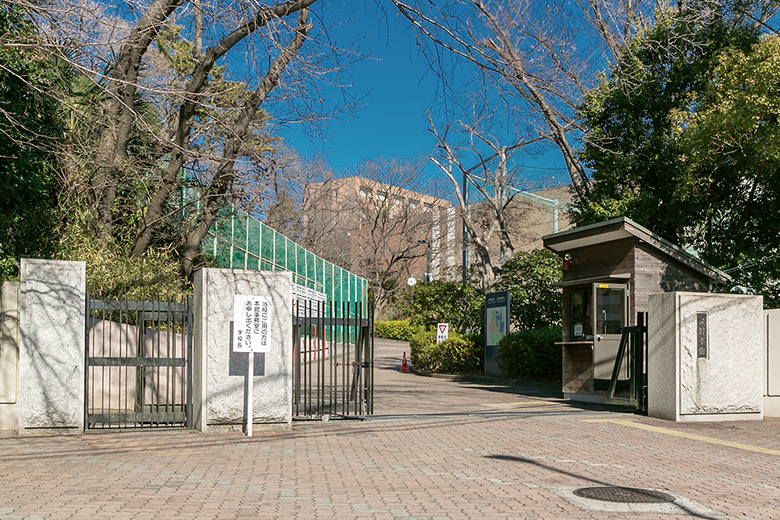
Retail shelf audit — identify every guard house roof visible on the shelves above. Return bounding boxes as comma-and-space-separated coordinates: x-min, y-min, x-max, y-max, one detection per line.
542, 216, 731, 285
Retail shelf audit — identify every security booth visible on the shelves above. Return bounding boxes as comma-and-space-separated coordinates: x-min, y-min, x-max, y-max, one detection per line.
542, 217, 730, 404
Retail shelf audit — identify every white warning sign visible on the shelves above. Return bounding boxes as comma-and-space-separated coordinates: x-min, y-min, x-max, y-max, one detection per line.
233, 295, 272, 353
437, 323, 449, 344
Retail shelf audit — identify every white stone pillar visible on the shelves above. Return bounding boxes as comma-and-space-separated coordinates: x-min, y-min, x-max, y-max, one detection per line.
648, 292, 763, 422
193, 268, 292, 432
0, 282, 20, 430
18, 259, 86, 433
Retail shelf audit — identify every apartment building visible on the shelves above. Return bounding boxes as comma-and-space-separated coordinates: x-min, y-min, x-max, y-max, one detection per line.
304, 176, 575, 292
304, 176, 462, 284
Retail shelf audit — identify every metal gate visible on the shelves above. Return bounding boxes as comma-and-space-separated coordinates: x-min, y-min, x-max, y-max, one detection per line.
293, 301, 373, 419
606, 312, 648, 413
85, 296, 193, 429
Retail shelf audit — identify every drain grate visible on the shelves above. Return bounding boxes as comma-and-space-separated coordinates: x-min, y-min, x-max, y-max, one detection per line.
573, 486, 675, 504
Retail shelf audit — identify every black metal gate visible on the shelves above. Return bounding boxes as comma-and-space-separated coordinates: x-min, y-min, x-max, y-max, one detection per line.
606, 312, 648, 413
85, 296, 193, 429
293, 301, 373, 419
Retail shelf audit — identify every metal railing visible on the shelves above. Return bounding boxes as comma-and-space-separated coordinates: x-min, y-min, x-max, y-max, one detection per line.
85, 296, 193, 429
292, 300, 373, 419
606, 312, 648, 413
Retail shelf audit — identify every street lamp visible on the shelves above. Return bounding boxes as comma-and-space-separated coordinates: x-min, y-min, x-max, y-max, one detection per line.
417, 240, 431, 282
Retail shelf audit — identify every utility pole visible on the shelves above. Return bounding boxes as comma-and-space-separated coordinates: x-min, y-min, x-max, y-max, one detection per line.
461, 169, 468, 286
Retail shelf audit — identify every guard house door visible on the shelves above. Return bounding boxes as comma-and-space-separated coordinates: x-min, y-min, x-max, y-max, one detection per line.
592, 283, 628, 381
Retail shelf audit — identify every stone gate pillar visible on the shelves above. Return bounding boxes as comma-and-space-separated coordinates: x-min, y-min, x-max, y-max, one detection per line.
648, 292, 763, 422
18, 259, 86, 433
193, 269, 292, 432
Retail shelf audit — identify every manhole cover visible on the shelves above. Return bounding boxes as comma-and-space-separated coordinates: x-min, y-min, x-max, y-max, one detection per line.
573, 486, 674, 504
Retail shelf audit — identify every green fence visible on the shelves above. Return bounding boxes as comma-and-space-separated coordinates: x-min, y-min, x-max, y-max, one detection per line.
201, 207, 368, 308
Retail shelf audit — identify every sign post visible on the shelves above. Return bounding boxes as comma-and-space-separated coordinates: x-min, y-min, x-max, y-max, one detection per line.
233, 295, 272, 437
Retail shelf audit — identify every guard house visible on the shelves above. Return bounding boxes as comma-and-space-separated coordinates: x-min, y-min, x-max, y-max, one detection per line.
542, 217, 730, 403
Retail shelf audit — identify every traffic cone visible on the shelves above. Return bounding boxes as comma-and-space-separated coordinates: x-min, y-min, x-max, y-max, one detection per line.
401, 352, 409, 372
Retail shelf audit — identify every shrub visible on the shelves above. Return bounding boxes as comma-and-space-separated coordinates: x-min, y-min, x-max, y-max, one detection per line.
374, 319, 423, 341
493, 249, 562, 331
409, 331, 483, 374
398, 280, 483, 333
496, 326, 562, 383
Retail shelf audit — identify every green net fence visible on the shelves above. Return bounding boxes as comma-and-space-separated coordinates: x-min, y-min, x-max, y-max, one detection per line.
201, 207, 368, 309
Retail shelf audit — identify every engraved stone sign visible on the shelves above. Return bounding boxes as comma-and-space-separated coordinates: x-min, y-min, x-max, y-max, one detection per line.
696, 312, 708, 359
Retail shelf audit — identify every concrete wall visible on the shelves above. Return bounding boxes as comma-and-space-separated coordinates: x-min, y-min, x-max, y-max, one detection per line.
0, 282, 20, 430
193, 268, 292, 432
648, 292, 763, 422
18, 259, 86, 433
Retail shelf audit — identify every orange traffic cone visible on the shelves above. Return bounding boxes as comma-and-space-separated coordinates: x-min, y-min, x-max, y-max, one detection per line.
401, 352, 409, 372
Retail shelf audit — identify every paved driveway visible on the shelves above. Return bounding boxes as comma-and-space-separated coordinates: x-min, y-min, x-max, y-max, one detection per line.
1, 338, 779, 519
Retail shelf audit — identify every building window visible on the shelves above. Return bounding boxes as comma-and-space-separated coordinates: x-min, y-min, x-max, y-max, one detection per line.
423, 203, 433, 212
409, 199, 419, 209
376, 191, 387, 202
359, 187, 371, 198
571, 289, 591, 340
393, 196, 404, 206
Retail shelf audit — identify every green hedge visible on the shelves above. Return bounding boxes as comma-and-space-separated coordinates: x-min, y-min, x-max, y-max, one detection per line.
496, 326, 562, 383
374, 319, 424, 341
409, 331, 483, 374
398, 281, 483, 333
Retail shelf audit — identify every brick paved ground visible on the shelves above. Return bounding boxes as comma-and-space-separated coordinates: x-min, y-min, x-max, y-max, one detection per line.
2, 338, 779, 519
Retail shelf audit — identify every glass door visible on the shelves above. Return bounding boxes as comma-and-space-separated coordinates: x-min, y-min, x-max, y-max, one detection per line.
592, 283, 628, 380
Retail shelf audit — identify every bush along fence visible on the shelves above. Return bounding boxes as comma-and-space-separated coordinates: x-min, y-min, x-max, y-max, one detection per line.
373, 319, 423, 342
409, 331, 484, 375
496, 326, 562, 383
376, 318, 563, 382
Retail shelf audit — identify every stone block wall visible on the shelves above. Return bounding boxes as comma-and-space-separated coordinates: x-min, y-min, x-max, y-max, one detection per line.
648, 292, 763, 422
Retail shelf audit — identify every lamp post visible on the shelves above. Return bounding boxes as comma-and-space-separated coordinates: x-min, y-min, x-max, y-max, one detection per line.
417, 240, 432, 282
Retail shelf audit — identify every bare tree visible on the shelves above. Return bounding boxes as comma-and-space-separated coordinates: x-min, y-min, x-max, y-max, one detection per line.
251, 146, 354, 268
390, 0, 659, 203
17, 0, 365, 275
393, 0, 780, 202
393, 0, 652, 201
429, 116, 547, 292
301, 157, 446, 314
381, 0, 656, 293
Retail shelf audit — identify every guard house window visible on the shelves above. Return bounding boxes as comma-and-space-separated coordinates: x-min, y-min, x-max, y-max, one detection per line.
359, 187, 371, 198
376, 191, 387, 202
596, 286, 625, 335
571, 289, 591, 339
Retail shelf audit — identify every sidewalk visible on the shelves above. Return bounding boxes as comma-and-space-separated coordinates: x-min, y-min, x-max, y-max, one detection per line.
1, 338, 779, 519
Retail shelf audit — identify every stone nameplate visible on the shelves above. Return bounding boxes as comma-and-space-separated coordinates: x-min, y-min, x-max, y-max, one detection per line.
696, 312, 708, 359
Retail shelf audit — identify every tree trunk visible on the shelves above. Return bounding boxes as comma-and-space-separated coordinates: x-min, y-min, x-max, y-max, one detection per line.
130, 0, 315, 259
92, 0, 185, 237
179, 8, 311, 276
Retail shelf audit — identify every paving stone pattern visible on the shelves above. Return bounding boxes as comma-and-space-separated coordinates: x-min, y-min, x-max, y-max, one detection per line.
2, 339, 780, 519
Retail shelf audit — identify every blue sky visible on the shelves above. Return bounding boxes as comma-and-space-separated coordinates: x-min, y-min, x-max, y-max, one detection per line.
277, 4, 571, 193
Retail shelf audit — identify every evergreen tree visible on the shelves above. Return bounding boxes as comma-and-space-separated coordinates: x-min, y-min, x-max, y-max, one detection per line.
0, 5, 63, 279
575, 2, 780, 304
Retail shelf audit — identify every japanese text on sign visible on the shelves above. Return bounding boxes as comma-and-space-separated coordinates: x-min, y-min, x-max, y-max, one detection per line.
437, 323, 449, 344
233, 295, 272, 353
696, 312, 708, 359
